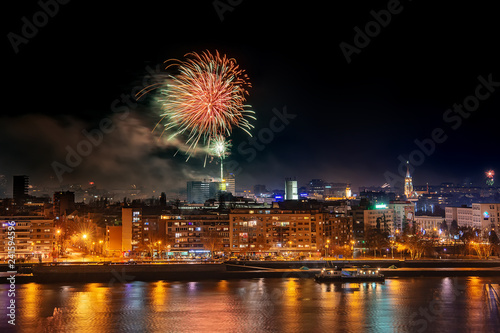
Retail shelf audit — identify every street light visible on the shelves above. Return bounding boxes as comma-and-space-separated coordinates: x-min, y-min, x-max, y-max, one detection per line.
82, 234, 88, 260
55, 229, 61, 258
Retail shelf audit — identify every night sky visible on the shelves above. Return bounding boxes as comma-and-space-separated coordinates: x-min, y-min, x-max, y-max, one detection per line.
3, 1, 500, 194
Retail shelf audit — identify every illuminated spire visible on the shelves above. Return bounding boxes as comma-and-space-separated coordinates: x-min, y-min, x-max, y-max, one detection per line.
404, 161, 414, 199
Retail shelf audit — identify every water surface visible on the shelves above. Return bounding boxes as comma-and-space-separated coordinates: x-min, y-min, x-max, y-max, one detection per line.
1, 277, 499, 332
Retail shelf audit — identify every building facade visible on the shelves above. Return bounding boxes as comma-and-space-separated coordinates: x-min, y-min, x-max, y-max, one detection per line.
388, 201, 415, 232
0, 216, 55, 259
187, 181, 211, 204
363, 208, 395, 234
414, 215, 445, 235
285, 179, 298, 200
472, 203, 500, 231
229, 208, 326, 255
445, 206, 473, 228
165, 212, 230, 255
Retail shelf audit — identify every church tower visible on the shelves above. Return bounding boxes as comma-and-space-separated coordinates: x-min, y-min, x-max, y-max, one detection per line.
404, 162, 414, 199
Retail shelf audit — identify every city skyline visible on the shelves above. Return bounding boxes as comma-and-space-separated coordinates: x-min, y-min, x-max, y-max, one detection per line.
4, 1, 499, 195
3, 3, 500, 332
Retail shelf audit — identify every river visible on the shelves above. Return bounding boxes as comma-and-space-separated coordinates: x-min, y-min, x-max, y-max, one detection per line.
1, 277, 499, 332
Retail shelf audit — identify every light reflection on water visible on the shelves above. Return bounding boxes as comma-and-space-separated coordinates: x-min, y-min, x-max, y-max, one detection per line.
1, 277, 499, 333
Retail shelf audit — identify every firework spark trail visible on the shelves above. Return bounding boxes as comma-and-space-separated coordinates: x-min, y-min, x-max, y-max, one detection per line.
209, 136, 232, 180
138, 50, 255, 161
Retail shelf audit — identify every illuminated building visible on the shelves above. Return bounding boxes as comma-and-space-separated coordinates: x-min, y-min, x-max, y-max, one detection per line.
187, 180, 227, 204
345, 184, 352, 198
122, 208, 168, 254
0, 216, 54, 259
414, 216, 444, 234
388, 201, 415, 232
229, 208, 326, 255
472, 203, 500, 231
445, 206, 473, 228
105, 225, 122, 256
209, 181, 226, 198
347, 205, 367, 243
285, 178, 298, 200
163, 212, 230, 256
308, 179, 325, 196
323, 215, 354, 247
404, 162, 418, 201
359, 190, 396, 206
363, 207, 395, 234
121, 207, 141, 252
224, 173, 236, 195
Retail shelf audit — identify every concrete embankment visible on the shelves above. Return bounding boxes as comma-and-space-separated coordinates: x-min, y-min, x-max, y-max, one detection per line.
1, 260, 500, 284
30, 263, 226, 283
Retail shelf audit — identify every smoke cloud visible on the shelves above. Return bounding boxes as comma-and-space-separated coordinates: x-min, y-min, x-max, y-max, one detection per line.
0, 111, 214, 197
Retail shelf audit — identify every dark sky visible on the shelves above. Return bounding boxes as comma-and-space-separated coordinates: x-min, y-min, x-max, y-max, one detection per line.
3, 1, 500, 194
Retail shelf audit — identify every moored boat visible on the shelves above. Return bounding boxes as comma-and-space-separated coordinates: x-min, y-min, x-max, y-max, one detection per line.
314, 266, 384, 282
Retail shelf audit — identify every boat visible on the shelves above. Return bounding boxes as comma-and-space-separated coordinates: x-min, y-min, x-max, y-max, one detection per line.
314, 266, 385, 282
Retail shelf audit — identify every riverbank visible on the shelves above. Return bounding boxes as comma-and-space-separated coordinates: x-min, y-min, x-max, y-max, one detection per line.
1, 259, 500, 283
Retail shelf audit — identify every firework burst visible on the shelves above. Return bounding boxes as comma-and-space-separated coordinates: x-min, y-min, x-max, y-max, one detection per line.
139, 50, 255, 159
486, 170, 495, 186
209, 136, 232, 159
209, 136, 232, 180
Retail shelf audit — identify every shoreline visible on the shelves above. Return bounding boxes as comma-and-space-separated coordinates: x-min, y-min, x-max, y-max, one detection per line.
1, 260, 500, 284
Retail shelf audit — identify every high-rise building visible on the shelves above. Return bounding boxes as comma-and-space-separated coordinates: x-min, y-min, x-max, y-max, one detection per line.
224, 173, 236, 195
53, 191, 75, 220
187, 181, 211, 204
308, 179, 325, 195
13, 175, 29, 206
285, 178, 298, 200
121, 207, 141, 252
